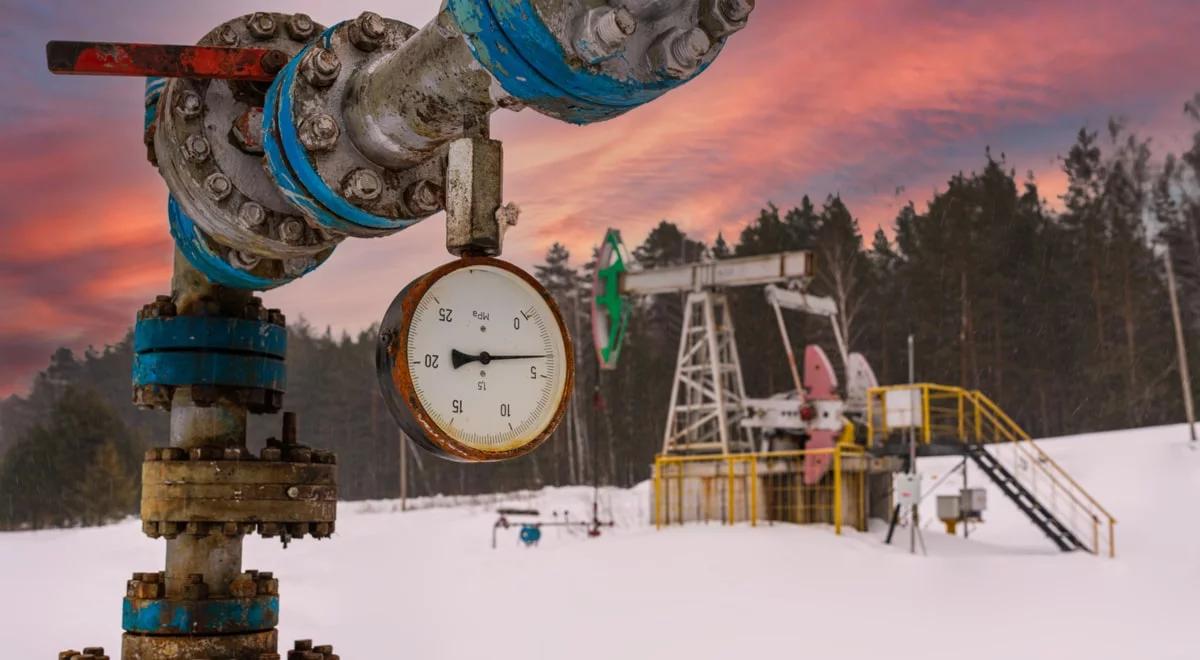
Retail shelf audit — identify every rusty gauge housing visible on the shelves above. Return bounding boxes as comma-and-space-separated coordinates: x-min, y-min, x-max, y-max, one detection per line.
377, 257, 573, 462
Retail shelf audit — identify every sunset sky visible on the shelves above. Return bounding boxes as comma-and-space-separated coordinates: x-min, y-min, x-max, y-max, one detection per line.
2, 0, 1199, 397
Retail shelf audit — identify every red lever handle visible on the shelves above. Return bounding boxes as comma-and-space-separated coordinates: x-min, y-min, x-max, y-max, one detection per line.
46, 40, 288, 81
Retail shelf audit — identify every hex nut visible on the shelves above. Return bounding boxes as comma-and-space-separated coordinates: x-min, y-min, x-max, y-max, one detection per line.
577, 7, 636, 63
700, 0, 755, 39
217, 25, 240, 46
649, 27, 712, 79
204, 173, 233, 201
175, 91, 203, 119
283, 257, 314, 277
288, 13, 316, 40
342, 168, 383, 202
231, 107, 265, 154
183, 134, 211, 162
349, 11, 387, 51
247, 12, 277, 40
300, 48, 341, 88
404, 179, 443, 215
237, 202, 267, 228
298, 113, 340, 151
279, 217, 307, 243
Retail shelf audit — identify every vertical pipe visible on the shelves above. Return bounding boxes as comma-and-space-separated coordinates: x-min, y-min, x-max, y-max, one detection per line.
1163, 246, 1197, 444
653, 459, 662, 530
726, 456, 735, 525
163, 252, 251, 599
833, 447, 842, 535
749, 458, 758, 527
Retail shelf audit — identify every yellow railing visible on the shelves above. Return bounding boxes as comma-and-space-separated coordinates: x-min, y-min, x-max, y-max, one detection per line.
865, 384, 1117, 557
652, 443, 867, 535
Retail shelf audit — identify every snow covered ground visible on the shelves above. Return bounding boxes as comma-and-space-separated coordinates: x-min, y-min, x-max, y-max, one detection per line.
3, 425, 1197, 659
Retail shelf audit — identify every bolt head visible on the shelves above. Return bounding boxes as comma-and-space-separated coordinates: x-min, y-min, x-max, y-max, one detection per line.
342, 168, 383, 202
350, 12, 387, 51
360, 11, 387, 38
217, 24, 240, 46
236, 202, 266, 228
298, 113, 340, 151
228, 250, 261, 270
404, 179, 443, 215
183, 134, 210, 162
247, 12, 277, 39
700, 0, 755, 40
204, 173, 232, 201
279, 218, 306, 243
230, 107, 265, 154
300, 48, 340, 87
288, 13, 316, 40
175, 90, 203, 119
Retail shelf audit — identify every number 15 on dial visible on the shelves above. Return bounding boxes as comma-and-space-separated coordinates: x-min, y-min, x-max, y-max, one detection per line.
377, 257, 574, 462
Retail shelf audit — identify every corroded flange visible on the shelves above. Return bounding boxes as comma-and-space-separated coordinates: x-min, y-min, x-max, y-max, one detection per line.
153, 12, 342, 262
263, 16, 444, 238
124, 569, 279, 635
141, 450, 337, 540
132, 297, 288, 414
120, 628, 278, 660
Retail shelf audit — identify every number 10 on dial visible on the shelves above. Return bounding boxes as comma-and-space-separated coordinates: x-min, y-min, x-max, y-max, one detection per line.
377, 257, 573, 462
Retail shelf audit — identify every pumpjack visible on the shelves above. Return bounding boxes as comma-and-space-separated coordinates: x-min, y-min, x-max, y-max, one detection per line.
590, 229, 878, 484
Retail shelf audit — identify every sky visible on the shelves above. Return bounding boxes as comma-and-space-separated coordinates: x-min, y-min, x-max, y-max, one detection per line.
1, 0, 1199, 398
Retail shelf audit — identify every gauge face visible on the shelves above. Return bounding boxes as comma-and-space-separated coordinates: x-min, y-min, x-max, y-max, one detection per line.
378, 257, 573, 462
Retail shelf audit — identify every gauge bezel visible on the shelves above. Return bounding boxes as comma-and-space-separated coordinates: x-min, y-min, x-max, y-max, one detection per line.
378, 256, 574, 462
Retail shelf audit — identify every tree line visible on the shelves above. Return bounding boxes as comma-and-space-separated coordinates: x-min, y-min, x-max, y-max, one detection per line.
3, 97, 1199, 529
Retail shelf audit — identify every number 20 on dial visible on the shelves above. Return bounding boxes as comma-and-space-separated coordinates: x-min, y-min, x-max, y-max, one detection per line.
377, 257, 574, 462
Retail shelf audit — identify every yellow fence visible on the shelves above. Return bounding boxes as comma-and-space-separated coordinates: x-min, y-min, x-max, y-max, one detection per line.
652, 445, 867, 535
865, 384, 1117, 557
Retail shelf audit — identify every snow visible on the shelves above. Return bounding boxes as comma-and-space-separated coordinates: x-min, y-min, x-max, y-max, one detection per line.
3, 425, 1198, 659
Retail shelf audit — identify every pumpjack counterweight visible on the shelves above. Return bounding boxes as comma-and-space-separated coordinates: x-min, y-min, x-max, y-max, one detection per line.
49, 3, 754, 657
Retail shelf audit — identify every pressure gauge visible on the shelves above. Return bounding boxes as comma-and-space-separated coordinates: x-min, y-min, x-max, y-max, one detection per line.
377, 257, 573, 462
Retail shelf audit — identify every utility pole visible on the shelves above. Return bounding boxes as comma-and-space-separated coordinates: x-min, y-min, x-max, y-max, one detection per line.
908, 334, 917, 555
1163, 245, 1197, 444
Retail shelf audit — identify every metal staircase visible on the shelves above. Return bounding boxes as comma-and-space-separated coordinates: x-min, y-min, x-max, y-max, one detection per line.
866, 384, 1117, 557
964, 444, 1086, 551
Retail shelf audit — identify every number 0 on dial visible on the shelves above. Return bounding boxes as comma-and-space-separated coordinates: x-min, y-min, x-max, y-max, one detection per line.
377, 257, 574, 461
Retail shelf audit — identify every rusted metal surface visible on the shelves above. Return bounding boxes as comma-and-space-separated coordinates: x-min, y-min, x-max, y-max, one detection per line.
123, 570, 279, 635
141, 458, 337, 526
46, 41, 284, 81
444, 137, 506, 256
120, 629, 278, 660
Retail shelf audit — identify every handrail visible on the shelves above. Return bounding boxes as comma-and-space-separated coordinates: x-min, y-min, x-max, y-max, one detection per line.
865, 383, 1116, 557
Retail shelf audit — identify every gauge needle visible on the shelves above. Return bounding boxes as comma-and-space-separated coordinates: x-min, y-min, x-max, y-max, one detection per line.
451, 349, 545, 368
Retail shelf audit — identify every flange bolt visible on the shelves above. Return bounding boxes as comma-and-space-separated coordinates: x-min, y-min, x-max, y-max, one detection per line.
350, 11, 387, 51
217, 25, 239, 46
300, 48, 341, 88
248, 13, 277, 40
204, 173, 233, 201
288, 13, 316, 41
342, 169, 383, 202
298, 113, 340, 152
237, 202, 266, 229
175, 91, 202, 119
183, 134, 210, 162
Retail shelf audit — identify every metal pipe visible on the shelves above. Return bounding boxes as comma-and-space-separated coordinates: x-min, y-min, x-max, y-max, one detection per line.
163, 253, 249, 599
343, 13, 498, 169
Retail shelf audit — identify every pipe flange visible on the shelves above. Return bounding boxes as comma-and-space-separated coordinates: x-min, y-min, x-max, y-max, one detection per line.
123, 570, 280, 635
169, 196, 333, 290
140, 450, 337, 541
446, 0, 738, 123
132, 300, 288, 413
264, 17, 447, 238
153, 13, 343, 260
